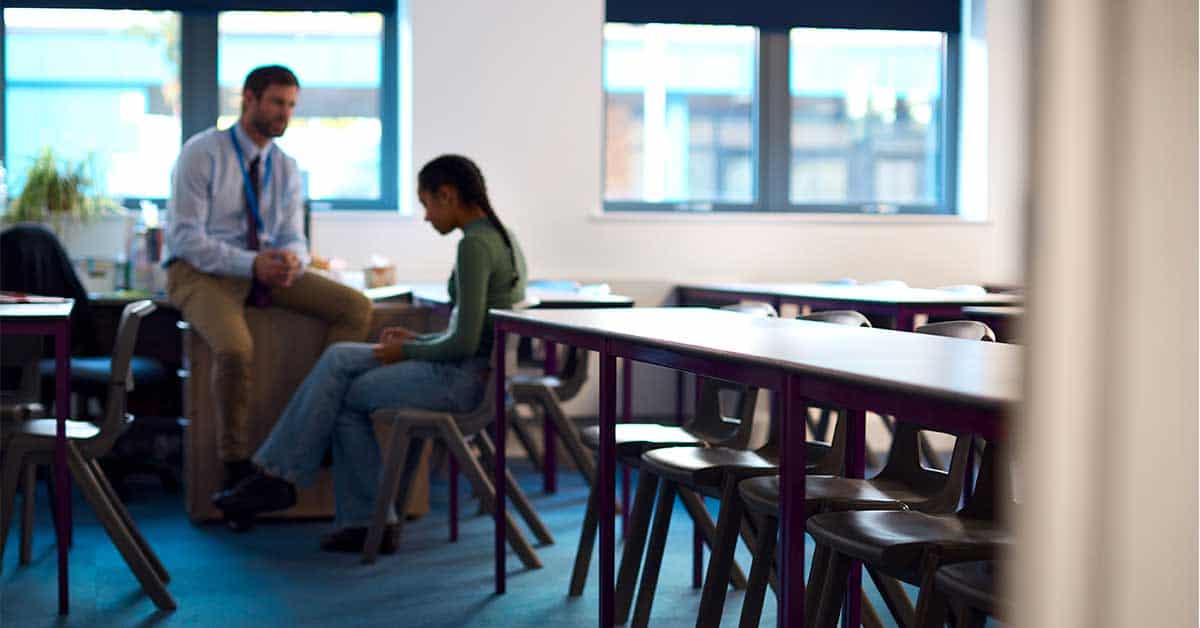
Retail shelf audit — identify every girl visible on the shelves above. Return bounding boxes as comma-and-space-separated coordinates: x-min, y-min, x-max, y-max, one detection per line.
214, 154, 527, 552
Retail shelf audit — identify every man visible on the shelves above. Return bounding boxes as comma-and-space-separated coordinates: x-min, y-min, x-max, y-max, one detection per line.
166, 65, 372, 531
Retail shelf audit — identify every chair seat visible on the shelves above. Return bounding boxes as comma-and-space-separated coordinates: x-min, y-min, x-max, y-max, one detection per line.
509, 373, 564, 391
739, 475, 911, 517
39, 356, 169, 386
936, 560, 1003, 616
8, 418, 101, 441
640, 445, 777, 488
806, 510, 1011, 580
579, 423, 702, 457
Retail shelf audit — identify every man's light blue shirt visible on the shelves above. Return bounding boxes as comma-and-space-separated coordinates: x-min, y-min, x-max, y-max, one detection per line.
167, 122, 308, 278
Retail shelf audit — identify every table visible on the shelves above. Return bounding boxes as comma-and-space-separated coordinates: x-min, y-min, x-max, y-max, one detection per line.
0, 300, 75, 614
490, 307, 1020, 627
677, 282, 1022, 331
963, 305, 1025, 343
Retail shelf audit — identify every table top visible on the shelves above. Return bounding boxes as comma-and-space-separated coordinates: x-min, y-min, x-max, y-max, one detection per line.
411, 282, 635, 308
678, 282, 1023, 307
0, 300, 75, 319
962, 305, 1026, 318
493, 307, 1021, 408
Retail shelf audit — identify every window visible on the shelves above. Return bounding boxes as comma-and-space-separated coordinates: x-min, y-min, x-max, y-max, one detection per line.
4, 9, 181, 200
2, 4, 398, 210
789, 28, 946, 209
604, 23, 757, 207
218, 12, 384, 202
602, 18, 958, 214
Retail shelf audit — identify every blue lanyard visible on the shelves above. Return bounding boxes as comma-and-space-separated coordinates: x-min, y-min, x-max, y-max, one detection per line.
229, 126, 273, 231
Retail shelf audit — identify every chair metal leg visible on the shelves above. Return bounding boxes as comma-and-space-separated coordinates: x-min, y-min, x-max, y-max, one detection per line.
0, 445, 28, 569
697, 475, 749, 628
68, 443, 175, 611
805, 542, 831, 621
443, 423, 541, 569
866, 566, 916, 627
509, 413, 544, 473
631, 481, 678, 628
87, 459, 169, 584
569, 483, 600, 596
362, 424, 414, 564
540, 391, 596, 485
615, 470, 660, 623
738, 514, 778, 628
476, 431, 554, 545
678, 486, 748, 589
20, 462, 35, 565
812, 550, 851, 628
913, 573, 950, 628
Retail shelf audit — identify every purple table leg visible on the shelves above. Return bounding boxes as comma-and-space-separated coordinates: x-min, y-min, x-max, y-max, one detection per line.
55, 319, 71, 614
449, 456, 459, 542
692, 376, 702, 587
493, 327, 508, 594
842, 408, 867, 628
597, 347, 617, 627
543, 341, 559, 494
778, 376, 806, 627
894, 307, 917, 331
621, 358, 632, 537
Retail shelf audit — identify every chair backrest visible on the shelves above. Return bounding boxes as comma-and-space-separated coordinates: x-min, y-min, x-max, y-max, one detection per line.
551, 346, 591, 403
457, 300, 538, 436
936, 284, 988, 296
870, 320, 998, 512
915, 320, 996, 342
722, 301, 779, 318
685, 302, 780, 447
799, 309, 872, 328
92, 300, 156, 453
957, 439, 1012, 522
0, 224, 100, 355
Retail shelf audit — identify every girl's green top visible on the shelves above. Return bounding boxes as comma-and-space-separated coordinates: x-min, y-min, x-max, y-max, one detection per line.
402, 218, 526, 362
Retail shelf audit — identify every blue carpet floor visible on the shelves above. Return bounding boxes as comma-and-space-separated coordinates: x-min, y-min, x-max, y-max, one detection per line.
1, 465, 917, 627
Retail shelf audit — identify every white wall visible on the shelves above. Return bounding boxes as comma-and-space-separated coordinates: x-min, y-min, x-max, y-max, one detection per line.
313, 0, 1030, 293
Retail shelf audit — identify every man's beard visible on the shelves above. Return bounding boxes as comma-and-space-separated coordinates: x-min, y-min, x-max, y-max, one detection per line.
252, 113, 287, 138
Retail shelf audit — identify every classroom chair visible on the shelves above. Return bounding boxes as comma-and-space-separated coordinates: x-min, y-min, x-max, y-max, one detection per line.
715, 319, 996, 628
361, 368, 552, 567
0, 300, 175, 611
628, 310, 877, 628
569, 302, 779, 605
805, 440, 1012, 628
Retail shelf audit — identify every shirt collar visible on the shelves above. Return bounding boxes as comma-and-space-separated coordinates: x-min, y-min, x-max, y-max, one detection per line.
462, 217, 490, 233
233, 121, 272, 162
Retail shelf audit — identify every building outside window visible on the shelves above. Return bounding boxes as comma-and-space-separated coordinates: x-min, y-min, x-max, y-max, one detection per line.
2, 5, 396, 209
603, 20, 955, 215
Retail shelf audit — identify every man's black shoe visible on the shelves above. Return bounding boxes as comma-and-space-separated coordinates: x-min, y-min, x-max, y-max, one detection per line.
319, 525, 400, 554
223, 459, 257, 490
212, 472, 297, 517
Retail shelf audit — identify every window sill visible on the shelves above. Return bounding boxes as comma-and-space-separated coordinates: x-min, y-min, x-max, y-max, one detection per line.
310, 209, 414, 221
589, 208, 992, 225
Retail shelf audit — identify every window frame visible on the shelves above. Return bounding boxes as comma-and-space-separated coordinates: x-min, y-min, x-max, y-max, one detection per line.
1, 3, 400, 211
601, 26, 961, 216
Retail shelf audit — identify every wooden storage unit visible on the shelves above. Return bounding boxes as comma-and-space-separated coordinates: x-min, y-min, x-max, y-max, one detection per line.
182, 302, 440, 522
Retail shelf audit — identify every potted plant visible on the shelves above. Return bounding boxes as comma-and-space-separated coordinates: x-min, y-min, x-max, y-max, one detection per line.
5, 147, 116, 234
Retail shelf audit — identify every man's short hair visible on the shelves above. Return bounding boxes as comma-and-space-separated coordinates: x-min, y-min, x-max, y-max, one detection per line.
242, 65, 299, 99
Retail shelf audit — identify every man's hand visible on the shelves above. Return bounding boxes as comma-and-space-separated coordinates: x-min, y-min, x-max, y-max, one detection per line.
253, 250, 302, 287
372, 340, 405, 365
379, 326, 419, 344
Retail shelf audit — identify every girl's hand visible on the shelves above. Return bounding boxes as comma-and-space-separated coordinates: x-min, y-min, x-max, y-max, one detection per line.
372, 340, 405, 364
379, 326, 419, 344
